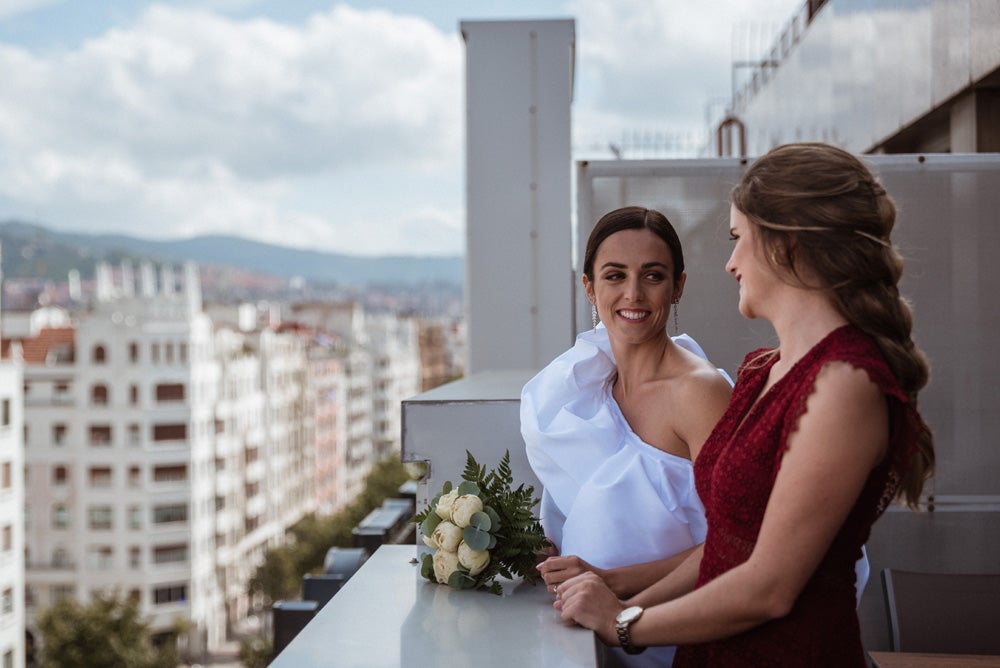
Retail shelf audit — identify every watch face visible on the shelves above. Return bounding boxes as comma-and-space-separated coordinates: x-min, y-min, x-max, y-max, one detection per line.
617, 606, 643, 624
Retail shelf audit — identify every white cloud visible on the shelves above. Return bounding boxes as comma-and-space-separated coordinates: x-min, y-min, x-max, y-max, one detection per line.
0, 0, 805, 255
570, 0, 802, 149
0, 3, 464, 254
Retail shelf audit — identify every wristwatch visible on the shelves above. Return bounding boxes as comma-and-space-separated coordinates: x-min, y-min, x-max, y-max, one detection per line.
614, 605, 646, 655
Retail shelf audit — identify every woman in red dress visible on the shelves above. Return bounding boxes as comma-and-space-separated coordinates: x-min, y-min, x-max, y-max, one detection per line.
553, 142, 935, 667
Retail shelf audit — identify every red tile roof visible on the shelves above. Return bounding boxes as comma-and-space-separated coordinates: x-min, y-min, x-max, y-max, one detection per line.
2, 327, 76, 363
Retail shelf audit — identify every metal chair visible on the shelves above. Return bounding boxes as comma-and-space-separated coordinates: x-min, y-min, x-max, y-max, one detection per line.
880, 568, 1000, 654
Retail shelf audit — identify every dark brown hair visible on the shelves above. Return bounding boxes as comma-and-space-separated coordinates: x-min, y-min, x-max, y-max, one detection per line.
731, 142, 934, 508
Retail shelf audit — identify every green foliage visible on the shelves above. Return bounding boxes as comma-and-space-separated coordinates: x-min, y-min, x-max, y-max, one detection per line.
413, 450, 549, 595
248, 456, 417, 606
238, 635, 273, 668
37, 591, 178, 668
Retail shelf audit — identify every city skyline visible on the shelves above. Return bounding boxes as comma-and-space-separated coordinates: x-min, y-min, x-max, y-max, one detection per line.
0, 0, 800, 258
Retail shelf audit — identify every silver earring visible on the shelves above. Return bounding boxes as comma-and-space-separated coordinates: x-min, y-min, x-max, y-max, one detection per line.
592, 304, 599, 330
672, 299, 679, 335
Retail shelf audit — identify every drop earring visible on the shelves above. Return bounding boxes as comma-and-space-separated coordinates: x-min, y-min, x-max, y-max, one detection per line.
592, 304, 599, 330
672, 298, 680, 335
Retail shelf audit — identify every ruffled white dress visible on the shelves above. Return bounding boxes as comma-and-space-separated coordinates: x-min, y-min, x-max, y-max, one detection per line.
521, 325, 730, 667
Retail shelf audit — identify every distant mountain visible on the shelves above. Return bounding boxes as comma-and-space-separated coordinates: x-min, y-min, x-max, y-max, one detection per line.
0, 220, 464, 286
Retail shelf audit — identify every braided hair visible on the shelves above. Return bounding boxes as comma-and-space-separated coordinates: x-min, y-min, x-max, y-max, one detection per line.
731, 142, 934, 508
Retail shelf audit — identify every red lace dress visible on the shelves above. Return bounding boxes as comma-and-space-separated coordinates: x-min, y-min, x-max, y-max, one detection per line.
674, 326, 925, 667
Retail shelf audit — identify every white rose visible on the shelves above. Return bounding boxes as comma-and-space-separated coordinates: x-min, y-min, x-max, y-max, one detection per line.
450, 494, 484, 528
457, 541, 490, 576
422, 533, 439, 549
431, 520, 462, 552
435, 489, 459, 521
433, 549, 461, 584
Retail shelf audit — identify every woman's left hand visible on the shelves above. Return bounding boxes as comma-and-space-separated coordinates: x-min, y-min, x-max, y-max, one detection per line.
554, 571, 624, 645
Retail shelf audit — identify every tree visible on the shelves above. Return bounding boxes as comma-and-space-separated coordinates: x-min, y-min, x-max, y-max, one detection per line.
248, 456, 417, 605
36, 591, 179, 668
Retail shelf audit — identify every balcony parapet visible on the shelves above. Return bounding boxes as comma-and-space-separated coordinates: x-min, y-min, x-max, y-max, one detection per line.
270, 545, 596, 667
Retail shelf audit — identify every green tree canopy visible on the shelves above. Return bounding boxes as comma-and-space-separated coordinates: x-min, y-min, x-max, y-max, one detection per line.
248, 456, 417, 606
37, 591, 179, 668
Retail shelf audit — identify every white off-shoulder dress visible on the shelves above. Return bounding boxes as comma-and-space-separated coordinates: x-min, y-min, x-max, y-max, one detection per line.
521, 325, 730, 667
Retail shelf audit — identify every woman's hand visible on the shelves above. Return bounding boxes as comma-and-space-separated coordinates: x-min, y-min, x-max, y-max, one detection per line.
537, 555, 606, 594
553, 571, 624, 645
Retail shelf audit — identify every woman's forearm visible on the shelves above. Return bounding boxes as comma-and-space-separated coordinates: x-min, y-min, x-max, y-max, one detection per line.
625, 544, 703, 608
603, 544, 701, 599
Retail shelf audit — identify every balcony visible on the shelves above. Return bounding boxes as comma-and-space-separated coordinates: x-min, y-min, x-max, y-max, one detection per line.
270, 371, 600, 666
256, 17, 1000, 667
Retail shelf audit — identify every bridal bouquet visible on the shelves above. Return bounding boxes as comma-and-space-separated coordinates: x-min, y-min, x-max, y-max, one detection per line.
413, 450, 549, 595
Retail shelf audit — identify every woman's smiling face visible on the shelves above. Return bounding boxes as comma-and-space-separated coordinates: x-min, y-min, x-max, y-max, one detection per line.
726, 204, 782, 320
584, 227, 684, 345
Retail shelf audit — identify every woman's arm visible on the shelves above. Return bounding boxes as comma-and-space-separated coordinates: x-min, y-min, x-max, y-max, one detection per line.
557, 361, 889, 646
538, 544, 700, 598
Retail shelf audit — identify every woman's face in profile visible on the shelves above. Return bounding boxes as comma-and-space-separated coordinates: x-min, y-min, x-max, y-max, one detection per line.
585, 228, 683, 346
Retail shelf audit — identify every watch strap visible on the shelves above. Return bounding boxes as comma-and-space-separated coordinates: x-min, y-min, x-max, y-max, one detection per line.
615, 612, 646, 655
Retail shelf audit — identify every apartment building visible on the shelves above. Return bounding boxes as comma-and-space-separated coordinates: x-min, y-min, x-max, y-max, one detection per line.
0, 357, 24, 668
366, 314, 421, 463
12, 261, 317, 657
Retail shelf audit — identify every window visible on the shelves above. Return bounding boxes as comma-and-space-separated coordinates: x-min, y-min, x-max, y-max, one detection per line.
89, 425, 112, 446
155, 383, 185, 402
91, 384, 109, 405
153, 464, 187, 483
128, 505, 142, 530
52, 505, 69, 529
53, 423, 67, 446
129, 384, 139, 405
130, 546, 141, 569
151, 343, 160, 364
153, 583, 187, 605
86, 546, 113, 570
88, 506, 113, 530
51, 584, 74, 602
129, 466, 141, 487
153, 544, 188, 565
129, 341, 139, 363
152, 424, 187, 442
54, 381, 71, 400
92, 345, 106, 363
53, 466, 68, 485
52, 548, 70, 568
152, 504, 187, 524
128, 423, 141, 447
1, 398, 9, 427
179, 343, 188, 363
2, 525, 10, 551
165, 343, 174, 364
2, 462, 10, 489
2, 588, 12, 614
88, 467, 112, 488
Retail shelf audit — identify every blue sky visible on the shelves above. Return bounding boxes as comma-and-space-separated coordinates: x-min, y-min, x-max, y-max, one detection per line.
0, 0, 799, 257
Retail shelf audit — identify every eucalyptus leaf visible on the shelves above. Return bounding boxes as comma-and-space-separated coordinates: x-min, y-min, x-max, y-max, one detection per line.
448, 570, 477, 589
420, 553, 434, 581
469, 511, 491, 531
457, 481, 480, 496
420, 513, 442, 536
441, 481, 453, 494
463, 525, 491, 552
484, 505, 501, 529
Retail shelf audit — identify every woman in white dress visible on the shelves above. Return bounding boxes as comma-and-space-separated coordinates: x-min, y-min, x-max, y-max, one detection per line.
521, 206, 733, 667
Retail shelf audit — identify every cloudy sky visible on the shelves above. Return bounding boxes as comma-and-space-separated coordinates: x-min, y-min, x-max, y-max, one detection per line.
0, 0, 800, 257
